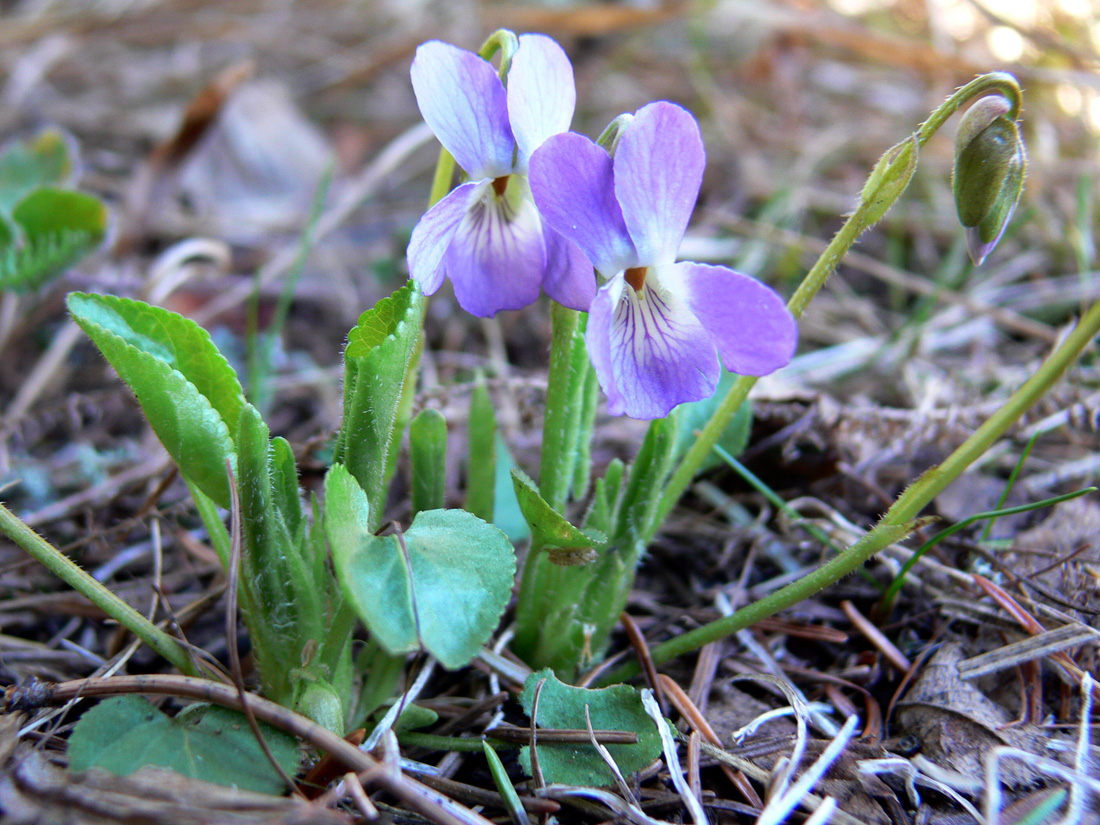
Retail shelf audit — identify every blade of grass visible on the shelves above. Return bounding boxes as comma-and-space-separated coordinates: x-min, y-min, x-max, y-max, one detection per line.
482, 741, 530, 825
879, 486, 1095, 616
979, 428, 1044, 542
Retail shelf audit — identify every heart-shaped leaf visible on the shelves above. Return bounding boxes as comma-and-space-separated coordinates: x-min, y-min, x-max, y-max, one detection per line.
325, 464, 515, 669
68, 696, 299, 795
68, 293, 244, 506
517, 669, 664, 786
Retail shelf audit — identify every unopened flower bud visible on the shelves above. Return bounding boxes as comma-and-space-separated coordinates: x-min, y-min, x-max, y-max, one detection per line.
953, 95, 1026, 265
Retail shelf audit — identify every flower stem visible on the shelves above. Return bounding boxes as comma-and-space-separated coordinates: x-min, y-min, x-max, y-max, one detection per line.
601, 295, 1100, 684
427, 148, 456, 209
539, 302, 584, 512
649, 71, 1023, 541
650, 202, 867, 534
0, 502, 201, 676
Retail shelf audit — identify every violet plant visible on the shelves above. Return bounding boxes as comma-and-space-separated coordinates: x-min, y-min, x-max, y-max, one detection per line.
5, 28, 1098, 758
407, 32, 593, 315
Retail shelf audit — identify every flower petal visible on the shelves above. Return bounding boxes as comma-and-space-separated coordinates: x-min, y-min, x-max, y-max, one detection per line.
411, 40, 514, 179
665, 262, 797, 376
542, 225, 596, 311
444, 178, 545, 317
529, 132, 636, 276
588, 276, 719, 419
585, 277, 628, 416
407, 180, 481, 295
614, 101, 704, 264
506, 34, 576, 171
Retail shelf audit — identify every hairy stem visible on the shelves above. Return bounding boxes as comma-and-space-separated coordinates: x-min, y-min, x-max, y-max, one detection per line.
0, 503, 200, 676
602, 296, 1100, 683
649, 71, 1023, 540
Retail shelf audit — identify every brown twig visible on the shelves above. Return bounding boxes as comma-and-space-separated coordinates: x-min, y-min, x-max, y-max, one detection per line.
620, 611, 664, 714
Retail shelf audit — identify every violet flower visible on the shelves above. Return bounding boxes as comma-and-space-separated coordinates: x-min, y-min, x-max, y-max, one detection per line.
529, 101, 797, 419
407, 35, 594, 317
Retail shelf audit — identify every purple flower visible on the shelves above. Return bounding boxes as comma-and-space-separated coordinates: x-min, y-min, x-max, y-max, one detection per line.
407, 35, 594, 317
529, 101, 797, 419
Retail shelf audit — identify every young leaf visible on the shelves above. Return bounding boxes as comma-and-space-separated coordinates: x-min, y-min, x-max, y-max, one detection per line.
68, 293, 245, 427
410, 408, 447, 516
12, 187, 108, 244
0, 129, 75, 211
585, 458, 625, 535
511, 468, 605, 564
325, 464, 515, 669
270, 436, 304, 544
517, 669, 664, 787
68, 293, 245, 507
335, 282, 424, 528
465, 383, 496, 523
571, 364, 600, 500
0, 228, 100, 292
235, 403, 323, 705
0, 188, 109, 292
616, 416, 676, 546
67, 696, 299, 796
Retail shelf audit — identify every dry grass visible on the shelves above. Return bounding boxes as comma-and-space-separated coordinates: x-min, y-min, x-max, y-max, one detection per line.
0, 0, 1098, 822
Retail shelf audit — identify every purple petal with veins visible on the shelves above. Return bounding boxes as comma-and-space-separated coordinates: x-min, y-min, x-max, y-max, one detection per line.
411, 40, 514, 179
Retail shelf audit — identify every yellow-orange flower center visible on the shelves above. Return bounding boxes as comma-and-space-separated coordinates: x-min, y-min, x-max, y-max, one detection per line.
624, 266, 647, 292
492, 175, 510, 197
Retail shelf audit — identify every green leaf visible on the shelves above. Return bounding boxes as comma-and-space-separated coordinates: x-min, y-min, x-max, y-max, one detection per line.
235, 403, 323, 705
861, 135, 919, 227
68, 293, 245, 428
492, 433, 529, 542
68, 293, 245, 507
12, 187, 108, 243
325, 464, 515, 669
392, 703, 439, 733
511, 468, 604, 565
270, 436, 304, 543
517, 670, 664, 786
571, 364, 600, 500
616, 416, 676, 546
68, 696, 299, 795
0, 130, 75, 211
585, 458, 625, 535
483, 741, 528, 825
410, 408, 447, 517
0, 228, 100, 292
0, 188, 109, 292
465, 384, 496, 522
336, 282, 424, 528
673, 371, 753, 472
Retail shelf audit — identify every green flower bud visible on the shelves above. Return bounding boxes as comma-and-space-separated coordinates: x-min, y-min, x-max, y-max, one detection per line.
953, 95, 1027, 265
296, 679, 346, 734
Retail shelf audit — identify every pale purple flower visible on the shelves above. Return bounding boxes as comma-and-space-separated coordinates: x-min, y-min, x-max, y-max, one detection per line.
529, 102, 797, 419
406, 35, 594, 317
